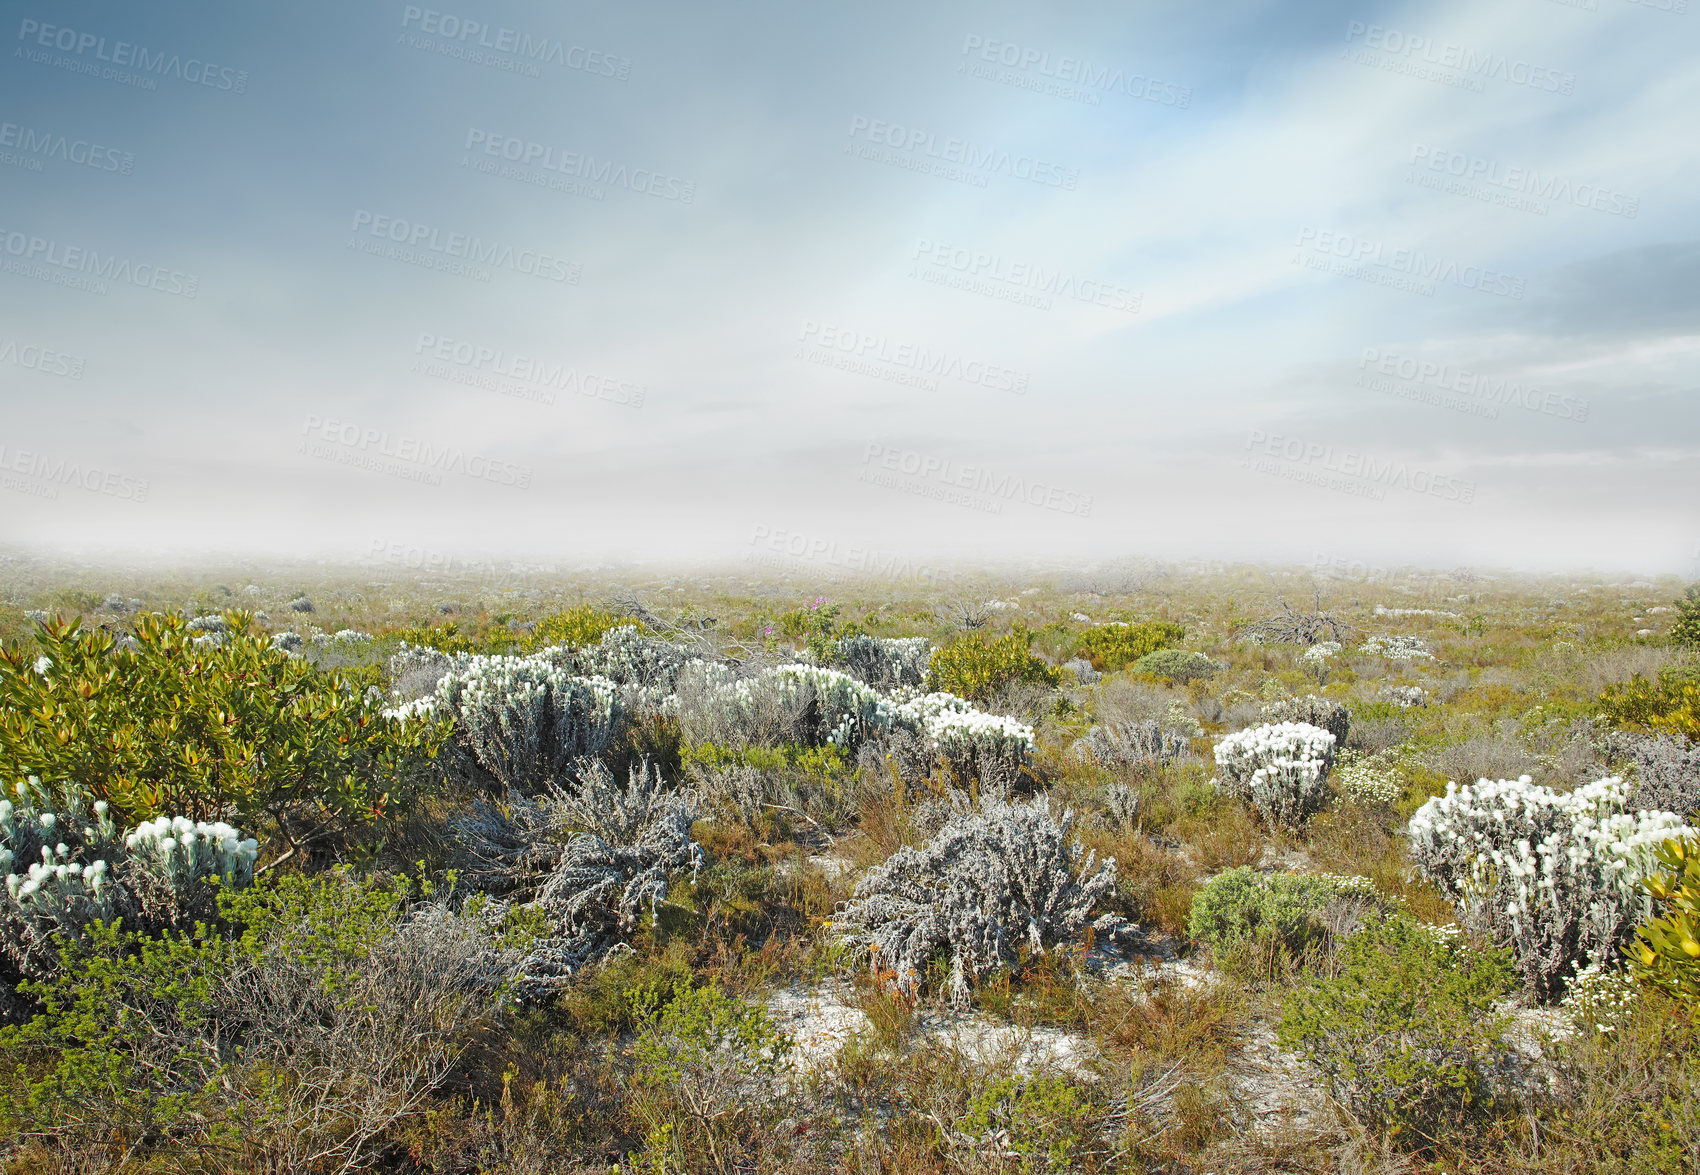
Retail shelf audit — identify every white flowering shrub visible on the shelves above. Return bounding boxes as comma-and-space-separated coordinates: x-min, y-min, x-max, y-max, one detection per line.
1, 778, 258, 1006
1384, 685, 1431, 708
1069, 720, 1191, 775
1359, 634, 1435, 661
834, 791, 1129, 1004
423, 654, 623, 793
270, 631, 305, 655
1212, 722, 1337, 828
1300, 641, 1341, 665
832, 634, 932, 690
677, 663, 890, 751
1406, 774, 1693, 1001
1333, 751, 1404, 806
541, 624, 693, 690
888, 689, 1036, 781
450, 759, 703, 1002
1261, 696, 1351, 747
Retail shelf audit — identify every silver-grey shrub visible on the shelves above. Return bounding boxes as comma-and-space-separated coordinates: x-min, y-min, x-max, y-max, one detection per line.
1608, 731, 1700, 818
835, 791, 1129, 1004
451, 759, 702, 1002
1261, 696, 1351, 748
673, 662, 889, 751
539, 624, 693, 691
832, 634, 932, 690
425, 654, 624, 793
1069, 720, 1192, 775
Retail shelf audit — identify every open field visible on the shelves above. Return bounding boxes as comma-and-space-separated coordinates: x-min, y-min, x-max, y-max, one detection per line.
0, 556, 1697, 1173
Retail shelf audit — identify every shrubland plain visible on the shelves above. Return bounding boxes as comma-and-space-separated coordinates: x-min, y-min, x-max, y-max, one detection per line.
0, 554, 1698, 1174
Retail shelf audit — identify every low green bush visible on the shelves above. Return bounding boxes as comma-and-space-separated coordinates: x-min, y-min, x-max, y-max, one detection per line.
1277, 916, 1516, 1146
927, 627, 1061, 703
1132, 649, 1220, 684
1187, 867, 1340, 958
1071, 621, 1185, 672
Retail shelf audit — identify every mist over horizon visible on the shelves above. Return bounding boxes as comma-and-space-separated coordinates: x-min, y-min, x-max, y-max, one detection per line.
2, 0, 1697, 575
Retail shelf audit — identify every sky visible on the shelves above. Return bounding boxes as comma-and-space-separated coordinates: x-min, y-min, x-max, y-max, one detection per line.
0, 0, 1696, 578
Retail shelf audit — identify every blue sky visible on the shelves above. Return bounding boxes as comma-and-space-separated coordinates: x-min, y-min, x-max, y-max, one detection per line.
1, 0, 1696, 575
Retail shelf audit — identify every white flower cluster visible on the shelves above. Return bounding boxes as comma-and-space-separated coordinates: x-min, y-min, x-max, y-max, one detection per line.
1334, 750, 1405, 806
1558, 960, 1639, 1034
271, 631, 305, 654
1300, 641, 1341, 665
124, 815, 259, 888
1407, 774, 1692, 999
1384, 685, 1430, 707
1, 791, 117, 918
1373, 606, 1460, 619
1212, 722, 1338, 827
889, 690, 1036, 766
309, 628, 373, 647
1359, 634, 1435, 660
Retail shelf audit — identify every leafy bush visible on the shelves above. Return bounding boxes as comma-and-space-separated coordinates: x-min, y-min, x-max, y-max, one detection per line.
1211, 722, 1337, 828
1070, 621, 1185, 672
528, 604, 632, 650
953, 1073, 1104, 1173
1187, 867, 1346, 957
1407, 775, 1691, 1001
1277, 916, 1516, 1145
835, 792, 1129, 1003
0, 870, 505, 1171
1670, 584, 1700, 648
626, 981, 792, 1172
0, 614, 446, 857
1632, 835, 1700, 1011
1130, 648, 1220, 684
1069, 720, 1192, 775
927, 628, 1062, 703
1598, 673, 1700, 741
1262, 695, 1351, 747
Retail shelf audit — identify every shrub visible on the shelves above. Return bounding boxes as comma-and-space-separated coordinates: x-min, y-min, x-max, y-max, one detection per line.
0, 870, 505, 1171
451, 759, 703, 1002
421, 653, 624, 793
1187, 867, 1345, 958
1131, 648, 1220, 683
927, 628, 1061, 703
887, 689, 1036, 781
0, 614, 446, 858
1670, 584, 1700, 648
1632, 835, 1700, 1011
1211, 722, 1337, 828
542, 624, 692, 691
528, 604, 631, 650
1262, 695, 1351, 747
953, 1073, 1104, 1172
835, 791, 1129, 1003
1407, 775, 1692, 1001
677, 663, 890, 752
1609, 731, 1700, 818
832, 634, 931, 690
626, 981, 792, 1172
1070, 621, 1185, 672
1599, 674, 1700, 741
1069, 720, 1191, 775
1333, 748, 1405, 806
1277, 916, 1516, 1145
1358, 634, 1435, 661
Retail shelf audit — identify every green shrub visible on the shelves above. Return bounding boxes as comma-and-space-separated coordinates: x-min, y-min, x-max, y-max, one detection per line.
958, 1073, 1104, 1172
1071, 621, 1185, 672
529, 604, 632, 650
682, 740, 847, 778
0, 614, 448, 857
1132, 648, 1220, 684
1187, 867, 1339, 957
389, 620, 481, 654
1277, 916, 1516, 1145
1670, 585, 1700, 648
1633, 835, 1700, 1012
927, 627, 1061, 703
1598, 674, 1700, 741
